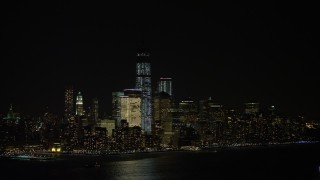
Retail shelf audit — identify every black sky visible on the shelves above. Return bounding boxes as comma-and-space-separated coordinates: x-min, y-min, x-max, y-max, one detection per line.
1, 1, 319, 119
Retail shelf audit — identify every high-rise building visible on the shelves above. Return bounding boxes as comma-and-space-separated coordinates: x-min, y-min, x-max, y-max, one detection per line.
158, 78, 172, 96
244, 102, 260, 115
92, 98, 99, 123
154, 92, 173, 147
76, 92, 84, 116
64, 87, 74, 118
67, 115, 80, 148
135, 49, 152, 134
112, 92, 124, 127
120, 89, 142, 128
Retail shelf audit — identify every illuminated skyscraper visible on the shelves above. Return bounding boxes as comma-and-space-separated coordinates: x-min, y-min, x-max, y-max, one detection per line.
135, 49, 152, 134
76, 92, 84, 116
158, 78, 172, 96
64, 87, 74, 118
120, 89, 142, 127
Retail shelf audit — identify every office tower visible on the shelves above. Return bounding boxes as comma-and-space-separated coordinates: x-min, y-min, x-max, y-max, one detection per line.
244, 102, 260, 114
76, 92, 84, 116
64, 87, 74, 118
154, 92, 173, 147
92, 98, 99, 123
120, 89, 142, 128
135, 49, 152, 134
158, 77, 172, 96
112, 92, 124, 127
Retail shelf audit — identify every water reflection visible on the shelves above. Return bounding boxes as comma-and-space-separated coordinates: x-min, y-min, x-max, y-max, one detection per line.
105, 158, 157, 179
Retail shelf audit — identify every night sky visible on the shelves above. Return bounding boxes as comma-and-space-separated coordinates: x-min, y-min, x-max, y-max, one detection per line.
1, 1, 319, 119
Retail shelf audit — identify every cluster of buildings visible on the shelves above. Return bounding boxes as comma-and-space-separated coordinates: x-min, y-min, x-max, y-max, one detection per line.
0, 49, 319, 152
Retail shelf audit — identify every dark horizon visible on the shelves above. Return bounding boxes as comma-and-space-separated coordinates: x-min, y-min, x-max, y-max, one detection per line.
1, 1, 319, 119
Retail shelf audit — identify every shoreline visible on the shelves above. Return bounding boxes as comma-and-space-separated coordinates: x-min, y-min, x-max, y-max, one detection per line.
1, 141, 319, 160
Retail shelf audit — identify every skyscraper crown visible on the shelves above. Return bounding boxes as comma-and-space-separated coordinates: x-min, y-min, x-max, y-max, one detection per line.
136, 47, 151, 62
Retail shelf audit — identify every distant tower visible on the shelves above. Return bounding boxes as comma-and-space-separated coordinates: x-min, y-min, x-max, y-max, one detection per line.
154, 92, 173, 147
76, 92, 84, 116
135, 48, 152, 134
112, 92, 124, 127
64, 87, 74, 118
7, 104, 14, 119
158, 77, 172, 96
92, 98, 99, 122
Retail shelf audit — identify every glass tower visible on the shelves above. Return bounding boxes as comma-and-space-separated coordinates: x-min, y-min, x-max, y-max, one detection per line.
135, 49, 152, 134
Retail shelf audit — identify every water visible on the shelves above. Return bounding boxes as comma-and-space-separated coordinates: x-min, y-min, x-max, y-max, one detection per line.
0, 144, 319, 180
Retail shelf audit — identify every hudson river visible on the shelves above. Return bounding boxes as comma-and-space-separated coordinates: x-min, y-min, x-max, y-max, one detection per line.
1, 144, 319, 180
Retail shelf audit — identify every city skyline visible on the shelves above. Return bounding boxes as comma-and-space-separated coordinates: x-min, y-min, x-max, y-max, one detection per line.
1, 1, 319, 119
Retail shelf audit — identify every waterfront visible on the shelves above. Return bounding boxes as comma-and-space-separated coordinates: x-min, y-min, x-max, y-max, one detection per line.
0, 144, 319, 180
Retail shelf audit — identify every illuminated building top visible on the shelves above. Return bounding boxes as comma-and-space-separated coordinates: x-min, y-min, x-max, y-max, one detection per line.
76, 92, 84, 116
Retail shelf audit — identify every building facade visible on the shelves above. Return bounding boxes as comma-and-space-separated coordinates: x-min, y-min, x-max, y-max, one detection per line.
120, 89, 142, 128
